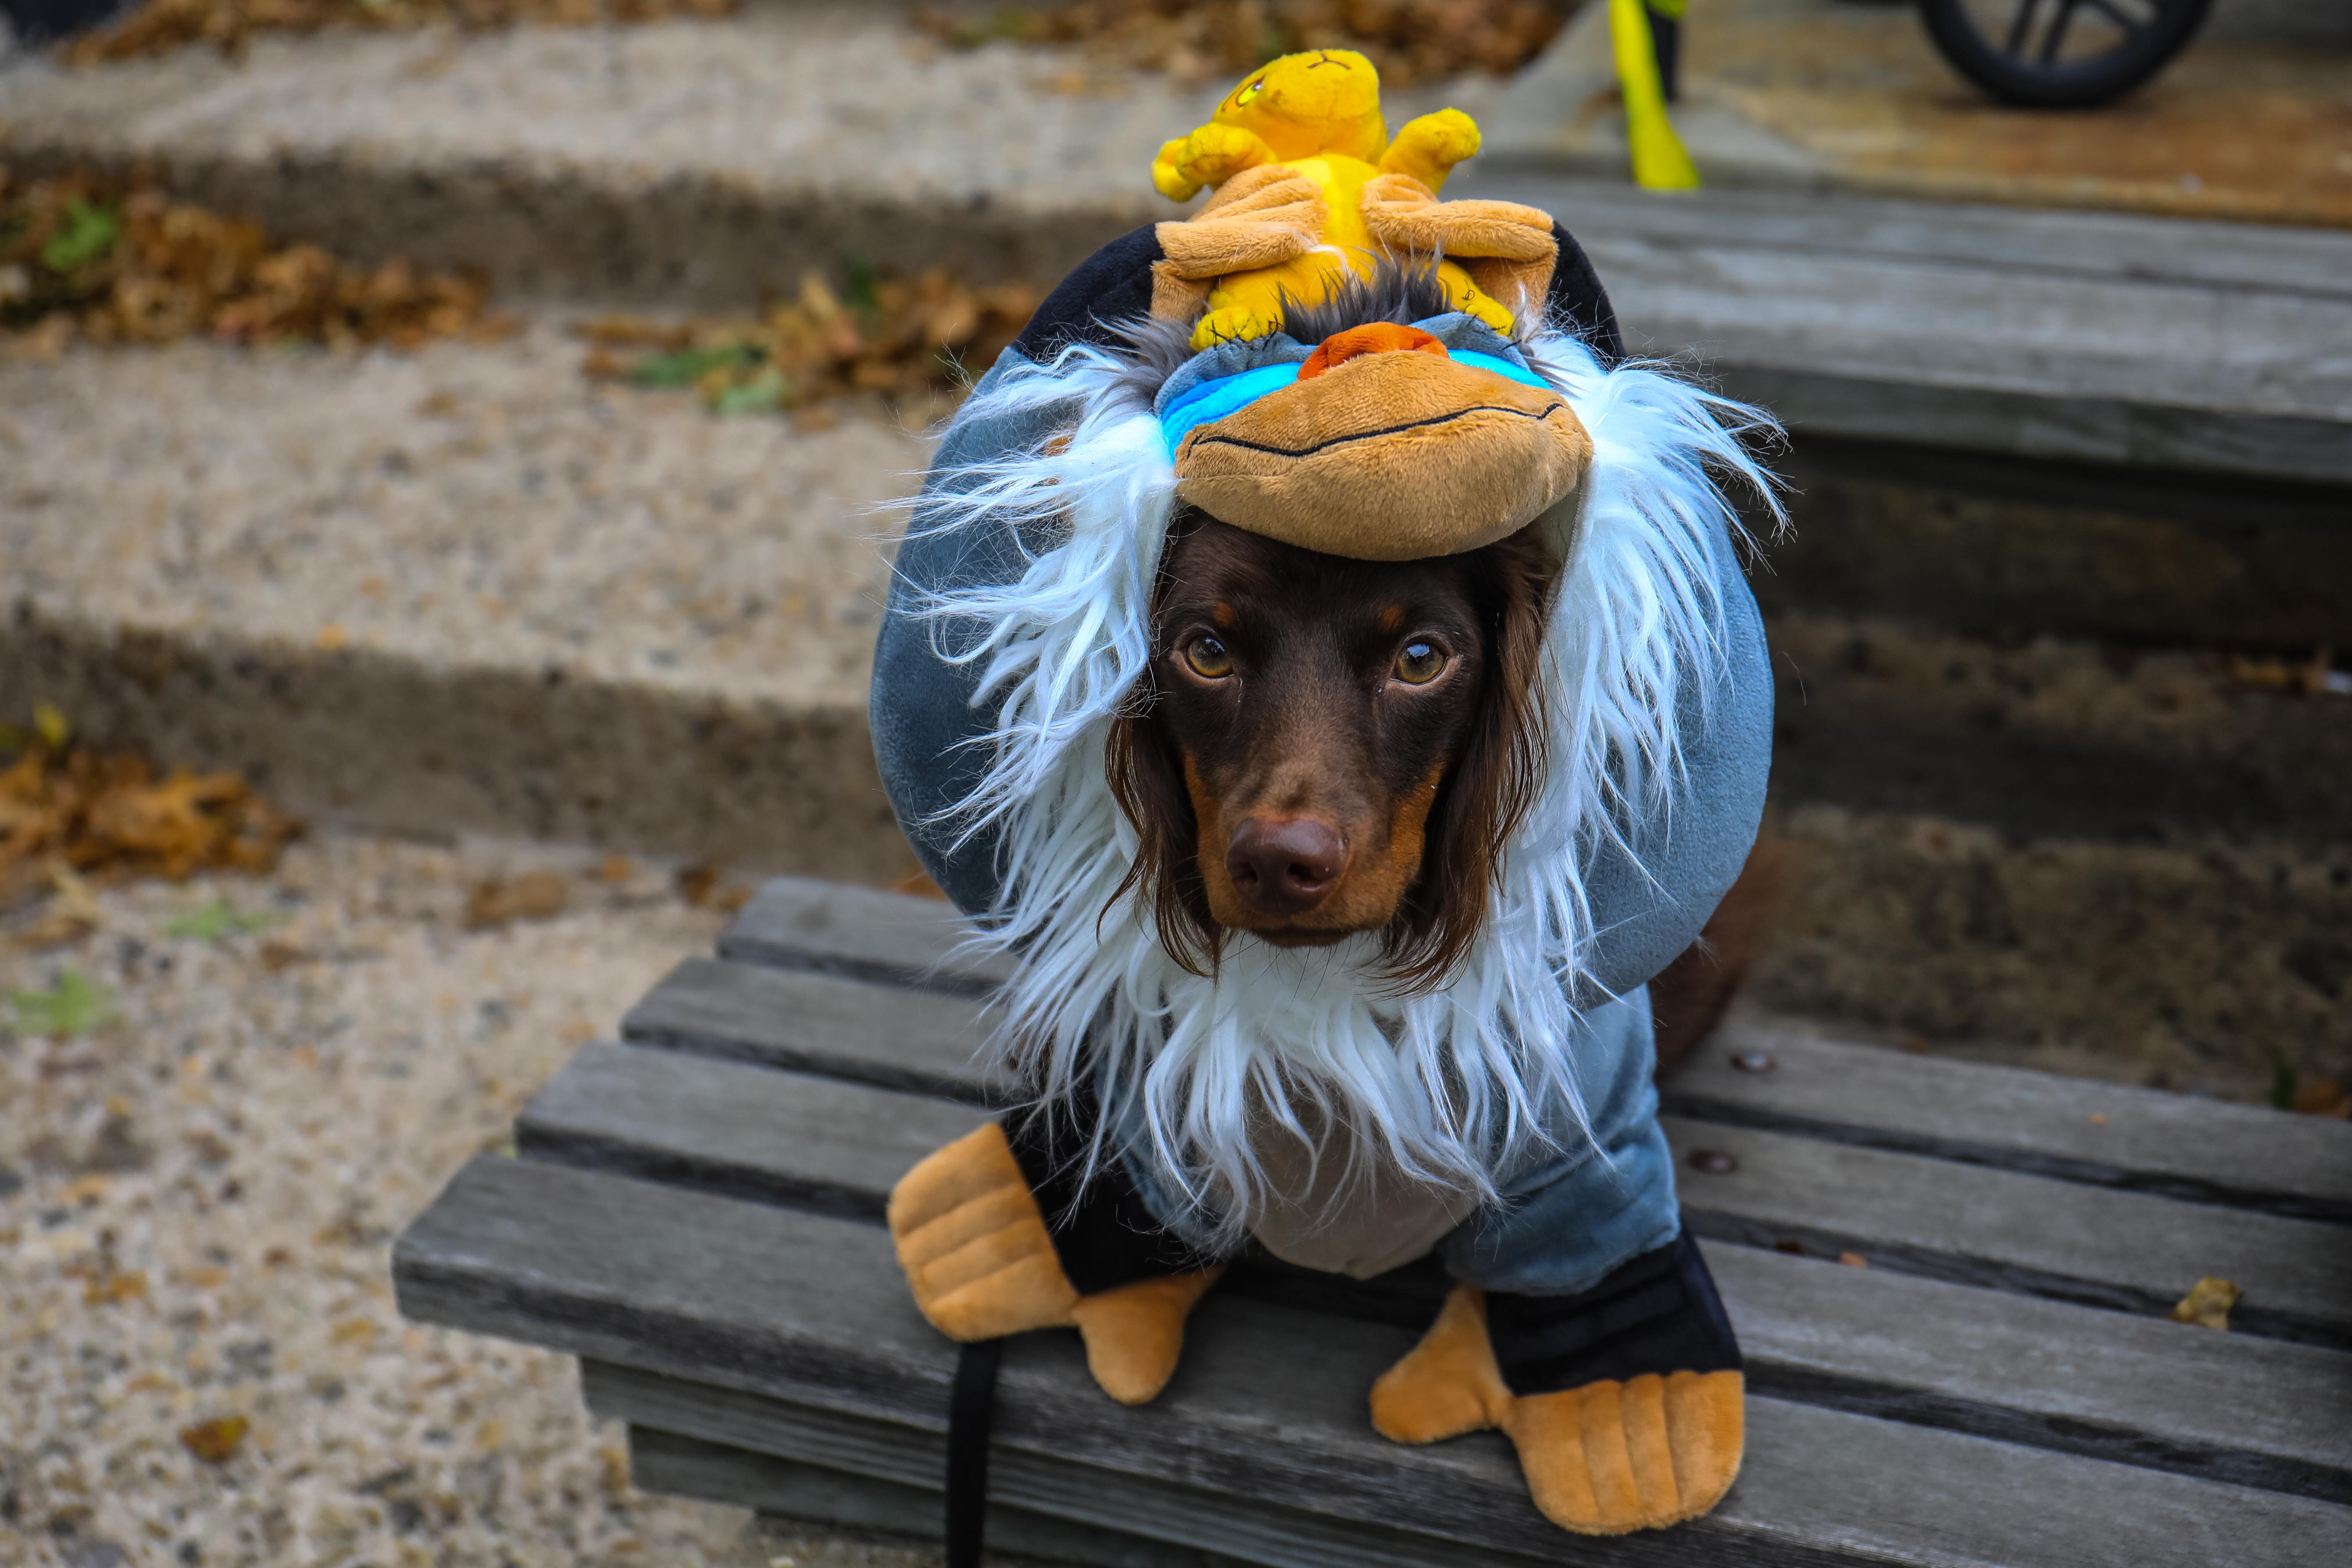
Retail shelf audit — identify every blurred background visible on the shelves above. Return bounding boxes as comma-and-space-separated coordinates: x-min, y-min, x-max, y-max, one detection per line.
2, 2, 2347, 1563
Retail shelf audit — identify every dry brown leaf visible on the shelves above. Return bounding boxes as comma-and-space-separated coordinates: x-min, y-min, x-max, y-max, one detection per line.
2170, 1275, 2243, 1331
464, 870, 572, 930
0, 725, 302, 916
84, 1268, 149, 1306
2291, 1078, 2352, 1118
4, 167, 497, 356
912, 0, 1572, 91
64, 0, 738, 67
177, 1414, 250, 1464
579, 266, 1041, 417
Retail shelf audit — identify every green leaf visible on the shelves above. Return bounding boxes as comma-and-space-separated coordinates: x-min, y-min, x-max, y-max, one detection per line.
629, 342, 759, 388
9, 967, 117, 1038
39, 200, 122, 275
842, 255, 880, 314
164, 899, 283, 942
2270, 1057, 2298, 1111
33, 701, 70, 752
711, 368, 790, 417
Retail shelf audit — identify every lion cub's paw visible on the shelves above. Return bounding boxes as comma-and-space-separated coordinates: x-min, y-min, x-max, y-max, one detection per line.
1190, 303, 1278, 349
1153, 123, 1276, 201
1380, 109, 1483, 192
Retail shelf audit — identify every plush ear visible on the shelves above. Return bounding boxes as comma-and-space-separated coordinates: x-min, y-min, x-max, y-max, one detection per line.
1380, 525, 1555, 989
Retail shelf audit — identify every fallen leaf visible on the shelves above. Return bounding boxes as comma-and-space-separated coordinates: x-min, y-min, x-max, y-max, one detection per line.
2170, 1275, 2243, 1331
2291, 1077, 2351, 1118
10, 966, 118, 1037
1837, 1252, 1868, 1268
177, 1414, 250, 1464
64, 0, 739, 67
257, 940, 309, 973
165, 898, 283, 942
910, 0, 1569, 90
85, 1268, 148, 1306
464, 870, 570, 930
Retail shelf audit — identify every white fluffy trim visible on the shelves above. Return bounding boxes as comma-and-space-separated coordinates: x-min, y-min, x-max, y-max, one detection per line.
915, 329, 1781, 1239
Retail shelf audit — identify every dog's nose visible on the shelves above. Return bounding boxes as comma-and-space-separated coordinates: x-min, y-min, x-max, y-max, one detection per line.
1226, 817, 1346, 914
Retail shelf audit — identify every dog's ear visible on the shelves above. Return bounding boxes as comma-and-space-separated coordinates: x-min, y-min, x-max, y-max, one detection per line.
1106, 514, 1224, 975
1383, 525, 1554, 990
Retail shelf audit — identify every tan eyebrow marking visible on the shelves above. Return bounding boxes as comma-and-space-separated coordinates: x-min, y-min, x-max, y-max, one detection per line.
1211, 601, 1237, 629
1377, 604, 1406, 633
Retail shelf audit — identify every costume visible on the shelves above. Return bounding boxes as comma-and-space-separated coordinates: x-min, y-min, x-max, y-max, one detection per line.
869, 51, 1777, 1540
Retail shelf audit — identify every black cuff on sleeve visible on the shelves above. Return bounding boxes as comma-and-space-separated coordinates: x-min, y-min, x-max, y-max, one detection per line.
1002, 1099, 1211, 1296
1484, 1230, 1741, 1396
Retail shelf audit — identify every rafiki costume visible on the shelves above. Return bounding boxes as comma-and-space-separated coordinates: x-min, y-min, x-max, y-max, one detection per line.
871, 51, 1780, 1539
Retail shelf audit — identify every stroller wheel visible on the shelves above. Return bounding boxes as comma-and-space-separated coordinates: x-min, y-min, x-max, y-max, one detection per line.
1918, 0, 2215, 109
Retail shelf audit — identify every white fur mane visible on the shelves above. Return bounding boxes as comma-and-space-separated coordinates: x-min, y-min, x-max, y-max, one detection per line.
912, 322, 1780, 1241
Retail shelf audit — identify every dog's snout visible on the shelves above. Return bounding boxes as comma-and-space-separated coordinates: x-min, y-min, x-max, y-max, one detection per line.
1226, 816, 1347, 914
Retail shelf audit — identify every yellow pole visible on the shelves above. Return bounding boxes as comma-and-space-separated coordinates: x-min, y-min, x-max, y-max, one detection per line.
1610, 0, 1701, 191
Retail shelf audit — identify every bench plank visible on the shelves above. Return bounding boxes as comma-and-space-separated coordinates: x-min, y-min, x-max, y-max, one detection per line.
510, 1042, 2352, 1502
720, 879, 2352, 1224
621, 950, 2352, 1345
394, 1154, 2352, 1568
1663, 1117, 2352, 1347
1668, 1025, 2352, 1223
719, 877, 1011, 994
627, 1425, 1254, 1568
621, 956, 1013, 1103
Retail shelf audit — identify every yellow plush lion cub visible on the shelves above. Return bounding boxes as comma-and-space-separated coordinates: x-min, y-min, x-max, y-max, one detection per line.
1151, 50, 1523, 348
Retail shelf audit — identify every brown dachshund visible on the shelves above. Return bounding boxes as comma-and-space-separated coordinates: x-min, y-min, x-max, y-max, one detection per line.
1110, 507, 1777, 1075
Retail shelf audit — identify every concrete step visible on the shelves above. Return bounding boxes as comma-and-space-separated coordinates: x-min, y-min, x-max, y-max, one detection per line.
1, 319, 935, 883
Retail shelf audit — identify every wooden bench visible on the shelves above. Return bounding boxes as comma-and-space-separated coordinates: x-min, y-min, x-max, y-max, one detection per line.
393, 876, 2352, 1567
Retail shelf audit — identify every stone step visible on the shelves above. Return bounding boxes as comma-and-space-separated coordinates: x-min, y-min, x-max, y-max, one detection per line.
1, 318, 935, 883
7, 4, 2350, 480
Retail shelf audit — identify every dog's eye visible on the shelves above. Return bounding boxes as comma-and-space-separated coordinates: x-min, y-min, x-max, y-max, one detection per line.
1182, 635, 1234, 679
1393, 641, 1446, 686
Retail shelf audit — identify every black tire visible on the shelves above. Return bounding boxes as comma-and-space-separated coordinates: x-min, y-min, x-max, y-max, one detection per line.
1919, 0, 2215, 108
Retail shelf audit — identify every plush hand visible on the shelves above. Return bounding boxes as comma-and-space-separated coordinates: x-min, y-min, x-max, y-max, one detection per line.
1153, 123, 1277, 202
888, 1122, 1223, 1404
1369, 1236, 1744, 1535
1378, 109, 1483, 194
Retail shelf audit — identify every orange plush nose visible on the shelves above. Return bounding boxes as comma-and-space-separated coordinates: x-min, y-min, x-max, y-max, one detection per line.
1297, 322, 1449, 380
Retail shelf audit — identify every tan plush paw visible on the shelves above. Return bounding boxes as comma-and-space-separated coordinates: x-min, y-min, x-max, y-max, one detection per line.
1380, 109, 1483, 192
1369, 1282, 1745, 1536
1369, 1282, 1514, 1443
887, 1124, 1224, 1405
887, 1123, 1079, 1342
1070, 1268, 1226, 1404
1504, 1369, 1745, 1534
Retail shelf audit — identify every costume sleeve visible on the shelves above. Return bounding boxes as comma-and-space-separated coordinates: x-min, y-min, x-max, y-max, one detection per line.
1575, 537, 1773, 1002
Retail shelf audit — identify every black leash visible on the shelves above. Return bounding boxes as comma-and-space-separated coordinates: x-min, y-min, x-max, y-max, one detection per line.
945, 1337, 1004, 1568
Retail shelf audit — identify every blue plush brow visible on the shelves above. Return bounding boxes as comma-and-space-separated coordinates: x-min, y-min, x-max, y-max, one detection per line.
1158, 351, 1555, 458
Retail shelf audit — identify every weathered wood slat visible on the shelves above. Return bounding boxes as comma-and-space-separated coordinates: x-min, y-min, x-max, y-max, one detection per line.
1666, 1025, 2352, 1223
620, 956, 1013, 1103
1461, 177, 2352, 482
627, 1425, 1253, 1568
510, 1041, 2352, 1502
719, 879, 2352, 1224
1465, 178, 2352, 302
1662, 1116, 2352, 1348
718, 877, 1009, 995
393, 1154, 2352, 1568
618, 949, 2352, 1345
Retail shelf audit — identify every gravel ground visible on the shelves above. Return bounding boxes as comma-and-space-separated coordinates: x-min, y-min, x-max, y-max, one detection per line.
0, 833, 1003, 1568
